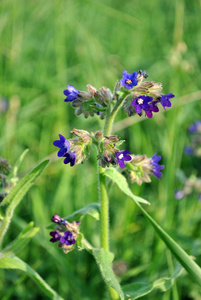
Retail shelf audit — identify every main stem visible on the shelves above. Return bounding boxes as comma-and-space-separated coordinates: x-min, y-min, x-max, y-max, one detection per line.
99, 95, 127, 299
99, 165, 109, 251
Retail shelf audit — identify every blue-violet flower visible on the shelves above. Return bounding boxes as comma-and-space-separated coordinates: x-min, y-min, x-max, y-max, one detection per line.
159, 93, 175, 110
116, 150, 132, 168
120, 71, 138, 89
50, 230, 61, 243
188, 120, 201, 134
132, 95, 155, 118
63, 152, 76, 167
63, 85, 79, 102
151, 153, 164, 178
60, 231, 76, 246
53, 134, 70, 157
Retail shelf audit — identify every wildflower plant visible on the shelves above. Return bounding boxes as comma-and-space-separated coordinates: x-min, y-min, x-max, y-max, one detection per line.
48, 70, 201, 299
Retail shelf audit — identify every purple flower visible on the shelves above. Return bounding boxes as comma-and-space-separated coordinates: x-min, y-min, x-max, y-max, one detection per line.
51, 214, 67, 225
53, 134, 70, 157
60, 231, 76, 246
63, 152, 76, 167
120, 70, 138, 89
199, 193, 201, 202
50, 230, 61, 243
116, 150, 132, 168
159, 93, 175, 110
151, 153, 164, 178
132, 95, 154, 118
63, 85, 79, 102
184, 146, 193, 155
188, 121, 201, 134
175, 190, 184, 200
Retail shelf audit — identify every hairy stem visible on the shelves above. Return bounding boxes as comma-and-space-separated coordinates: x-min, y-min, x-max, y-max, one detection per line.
104, 96, 126, 136
98, 165, 109, 251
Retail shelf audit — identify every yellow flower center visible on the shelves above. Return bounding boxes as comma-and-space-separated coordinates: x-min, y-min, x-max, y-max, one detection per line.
126, 79, 132, 85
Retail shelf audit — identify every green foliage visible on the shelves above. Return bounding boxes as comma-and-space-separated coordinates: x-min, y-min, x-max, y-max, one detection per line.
122, 263, 184, 299
0, 0, 201, 299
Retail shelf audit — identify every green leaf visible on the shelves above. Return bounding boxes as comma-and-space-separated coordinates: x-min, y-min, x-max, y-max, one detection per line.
92, 248, 124, 300
104, 168, 150, 205
0, 256, 64, 300
64, 202, 100, 221
130, 198, 201, 287
8, 149, 29, 180
122, 263, 184, 299
0, 222, 39, 257
0, 160, 49, 247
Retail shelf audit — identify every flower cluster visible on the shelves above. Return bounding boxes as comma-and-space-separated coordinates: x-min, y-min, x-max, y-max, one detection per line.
63, 84, 111, 119
53, 129, 92, 167
184, 120, 201, 157
63, 70, 175, 120
49, 214, 81, 254
122, 70, 175, 118
125, 153, 164, 185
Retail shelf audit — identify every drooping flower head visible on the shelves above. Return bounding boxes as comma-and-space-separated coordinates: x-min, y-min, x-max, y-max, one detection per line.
60, 231, 76, 246
49, 230, 61, 243
159, 93, 175, 110
151, 153, 164, 178
120, 71, 138, 90
116, 150, 132, 169
63, 152, 76, 167
63, 85, 79, 102
53, 134, 70, 157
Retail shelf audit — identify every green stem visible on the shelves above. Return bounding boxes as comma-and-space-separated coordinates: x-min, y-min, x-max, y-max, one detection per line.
98, 165, 109, 251
99, 95, 127, 299
104, 96, 126, 136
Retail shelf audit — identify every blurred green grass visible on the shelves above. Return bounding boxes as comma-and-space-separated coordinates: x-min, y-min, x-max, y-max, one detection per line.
0, 0, 201, 299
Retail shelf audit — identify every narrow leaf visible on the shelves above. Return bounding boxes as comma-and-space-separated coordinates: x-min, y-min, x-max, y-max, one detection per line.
64, 202, 100, 221
92, 248, 124, 300
104, 168, 150, 205
0, 160, 49, 247
123, 263, 183, 299
0, 256, 64, 300
130, 198, 201, 286
0, 222, 39, 257
8, 149, 29, 180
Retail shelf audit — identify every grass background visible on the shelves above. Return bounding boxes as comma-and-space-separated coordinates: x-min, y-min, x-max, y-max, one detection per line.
0, 0, 201, 299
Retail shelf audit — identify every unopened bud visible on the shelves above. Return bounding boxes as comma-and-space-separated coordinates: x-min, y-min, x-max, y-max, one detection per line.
95, 131, 103, 142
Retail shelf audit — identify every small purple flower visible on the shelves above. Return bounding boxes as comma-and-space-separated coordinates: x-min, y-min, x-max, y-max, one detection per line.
63, 152, 76, 167
60, 231, 76, 246
53, 134, 70, 157
184, 146, 193, 155
132, 95, 154, 117
188, 121, 201, 134
116, 150, 132, 168
51, 214, 67, 225
63, 85, 79, 102
175, 190, 184, 200
199, 193, 201, 202
120, 70, 138, 89
50, 230, 61, 243
151, 153, 164, 178
159, 93, 175, 110
51, 214, 61, 223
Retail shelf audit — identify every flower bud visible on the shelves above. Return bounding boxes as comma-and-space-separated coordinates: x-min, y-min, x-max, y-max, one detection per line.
86, 84, 97, 96
71, 99, 83, 108
95, 131, 103, 142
